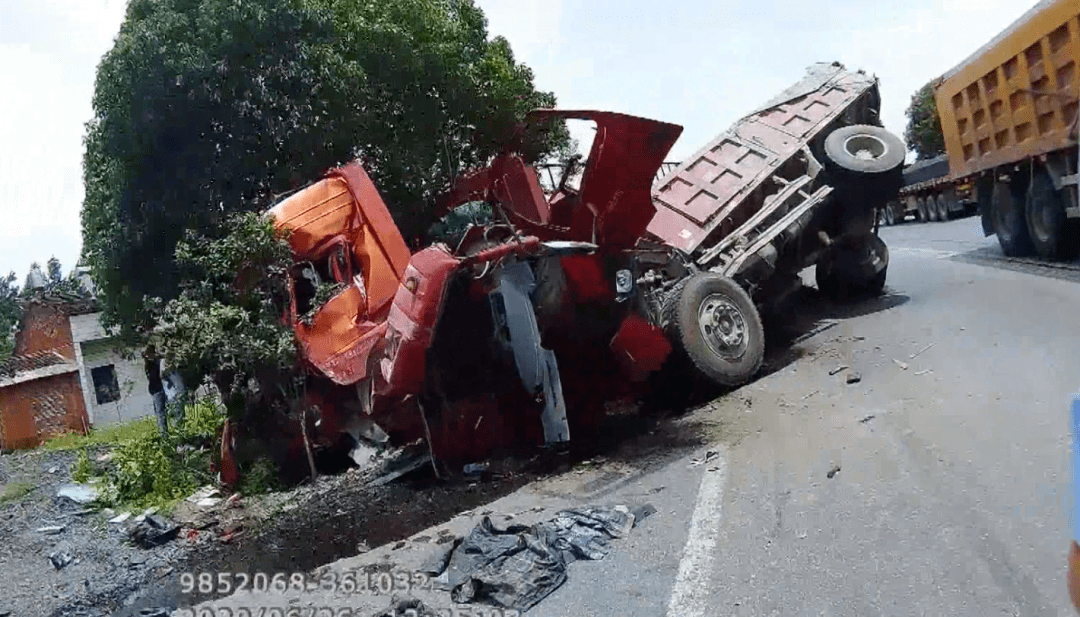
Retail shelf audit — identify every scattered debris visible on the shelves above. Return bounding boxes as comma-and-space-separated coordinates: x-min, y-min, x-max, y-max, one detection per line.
463, 462, 490, 477
893, 359, 909, 370
853, 336, 866, 341
859, 414, 876, 424
845, 372, 862, 384
829, 366, 849, 376
56, 484, 99, 505
349, 442, 379, 467
915, 369, 933, 376
48, 550, 73, 570
186, 486, 220, 505
801, 390, 819, 401
689, 451, 720, 467
96, 452, 113, 463
226, 493, 242, 508
430, 505, 646, 611
909, 343, 934, 359
48, 466, 59, 474
826, 466, 841, 479
108, 512, 132, 524
136, 609, 170, 617
356, 540, 371, 554
36, 525, 65, 535
129, 515, 180, 549
368, 449, 432, 487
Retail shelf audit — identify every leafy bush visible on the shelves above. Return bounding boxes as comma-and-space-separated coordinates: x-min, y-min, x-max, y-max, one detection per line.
239, 456, 282, 496
71, 448, 94, 483
89, 398, 226, 510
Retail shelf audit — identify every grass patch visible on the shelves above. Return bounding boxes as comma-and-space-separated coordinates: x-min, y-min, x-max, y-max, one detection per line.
0, 481, 36, 505
40, 417, 157, 451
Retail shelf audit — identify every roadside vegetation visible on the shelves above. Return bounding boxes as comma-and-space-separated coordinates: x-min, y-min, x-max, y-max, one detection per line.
36, 397, 282, 513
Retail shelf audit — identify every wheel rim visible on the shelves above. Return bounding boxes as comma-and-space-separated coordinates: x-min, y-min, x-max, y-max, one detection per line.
843, 134, 888, 161
698, 293, 749, 360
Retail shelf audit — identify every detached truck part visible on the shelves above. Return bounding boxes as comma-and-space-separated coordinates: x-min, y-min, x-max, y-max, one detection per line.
934, 0, 1080, 260
643, 62, 905, 386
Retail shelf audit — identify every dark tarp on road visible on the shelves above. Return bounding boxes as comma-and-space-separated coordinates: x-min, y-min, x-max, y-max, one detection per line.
424, 504, 654, 612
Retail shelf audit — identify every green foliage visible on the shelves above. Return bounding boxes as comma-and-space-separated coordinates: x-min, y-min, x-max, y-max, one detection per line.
426, 201, 493, 244
40, 417, 157, 451
152, 212, 298, 419
0, 481, 36, 505
904, 82, 946, 161
239, 456, 282, 496
177, 397, 227, 444
71, 448, 94, 483
46, 398, 231, 511
0, 271, 18, 362
81, 0, 571, 342
20, 257, 89, 299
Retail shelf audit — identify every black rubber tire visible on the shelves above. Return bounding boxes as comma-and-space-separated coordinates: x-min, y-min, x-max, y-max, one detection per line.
669, 274, 764, 387
823, 125, 907, 176
993, 181, 1035, 257
916, 197, 928, 222
936, 194, 949, 221
815, 234, 889, 301
885, 205, 896, 226
1025, 170, 1080, 261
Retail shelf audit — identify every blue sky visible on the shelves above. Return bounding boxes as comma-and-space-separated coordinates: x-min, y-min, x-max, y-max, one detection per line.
0, 0, 1039, 280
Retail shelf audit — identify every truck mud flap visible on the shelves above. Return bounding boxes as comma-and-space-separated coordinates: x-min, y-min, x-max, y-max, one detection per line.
490, 262, 571, 445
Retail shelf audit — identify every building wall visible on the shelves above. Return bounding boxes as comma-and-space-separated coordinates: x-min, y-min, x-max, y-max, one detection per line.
79, 339, 155, 427
14, 304, 76, 360
0, 371, 87, 450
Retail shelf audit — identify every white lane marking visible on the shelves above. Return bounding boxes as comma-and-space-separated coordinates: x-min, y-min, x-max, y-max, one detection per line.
889, 247, 959, 259
666, 446, 729, 617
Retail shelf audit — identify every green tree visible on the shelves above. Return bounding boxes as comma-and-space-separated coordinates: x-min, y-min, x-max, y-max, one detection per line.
904, 81, 946, 161
150, 212, 297, 421
81, 0, 570, 344
0, 272, 19, 362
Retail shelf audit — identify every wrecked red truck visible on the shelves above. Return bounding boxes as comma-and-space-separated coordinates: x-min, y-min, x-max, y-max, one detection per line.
265, 62, 905, 474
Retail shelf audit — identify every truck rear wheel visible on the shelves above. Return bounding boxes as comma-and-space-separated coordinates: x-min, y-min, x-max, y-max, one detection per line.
916, 197, 927, 222
669, 274, 764, 387
992, 180, 1034, 257
936, 194, 950, 221
885, 204, 896, 226
1026, 169, 1080, 260
816, 233, 889, 301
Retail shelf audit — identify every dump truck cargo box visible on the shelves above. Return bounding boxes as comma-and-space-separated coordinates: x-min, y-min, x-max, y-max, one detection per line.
934, 0, 1080, 180
648, 63, 882, 256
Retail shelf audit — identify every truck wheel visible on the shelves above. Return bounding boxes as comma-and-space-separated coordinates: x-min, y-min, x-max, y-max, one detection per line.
992, 181, 1034, 257
823, 125, 906, 176
1025, 170, 1080, 260
885, 205, 896, 226
936, 194, 950, 221
670, 274, 764, 387
916, 197, 928, 222
815, 234, 889, 301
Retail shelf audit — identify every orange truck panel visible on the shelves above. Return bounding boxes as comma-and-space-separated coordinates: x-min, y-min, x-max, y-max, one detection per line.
269, 164, 412, 385
935, 0, 1080, 180
269, 165, 410, 317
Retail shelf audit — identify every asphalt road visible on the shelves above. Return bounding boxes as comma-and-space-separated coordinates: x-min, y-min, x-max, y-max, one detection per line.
186, 214, 1080, 617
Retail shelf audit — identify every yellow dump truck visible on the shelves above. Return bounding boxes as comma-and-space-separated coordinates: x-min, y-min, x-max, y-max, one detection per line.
933, 0, 1079, 259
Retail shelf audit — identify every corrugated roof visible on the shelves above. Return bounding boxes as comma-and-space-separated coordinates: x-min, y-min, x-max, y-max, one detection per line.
0, 350, 72, 379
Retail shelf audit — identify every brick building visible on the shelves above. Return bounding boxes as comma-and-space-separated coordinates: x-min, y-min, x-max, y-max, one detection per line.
0, 287, 166, 450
